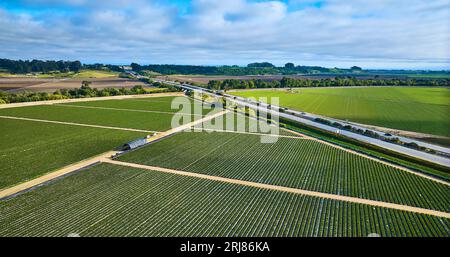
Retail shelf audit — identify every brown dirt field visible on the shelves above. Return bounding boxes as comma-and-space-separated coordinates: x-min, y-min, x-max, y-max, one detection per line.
0, 78, 148, 93
0, 78, 54, 90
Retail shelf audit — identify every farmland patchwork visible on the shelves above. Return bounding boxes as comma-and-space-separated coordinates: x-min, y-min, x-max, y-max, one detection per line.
0, 94, 449, 237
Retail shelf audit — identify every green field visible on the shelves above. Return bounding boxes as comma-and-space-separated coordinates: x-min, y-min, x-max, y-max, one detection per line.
1, 163, 448, 237
1, 94, 449, 237
0, 119, 146, 189
0, 97, 210, 132
192, 110, 294, 136
231, 87, 450, 137
0, 96, 210, 189
118, 131, 450, 212
63, 97, 210, 114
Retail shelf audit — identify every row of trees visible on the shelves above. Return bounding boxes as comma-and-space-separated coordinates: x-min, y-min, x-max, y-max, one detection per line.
2, 58, 448, 78
0, 59, 82, 73
0, 59, 128, 74
247, 62, 276, 68
129, 62, 354, 75
83, 63, 124, 72
3, 59, 325, 75
207, 77, 450, 90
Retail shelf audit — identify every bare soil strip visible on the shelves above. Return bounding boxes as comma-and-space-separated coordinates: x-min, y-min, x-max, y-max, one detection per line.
285, 129, 450, 186
0, 115, 158, 133
54, 104, 204, 117
0, 151, 119, 199
0, 92, 184, 109
103, 159, 450, 219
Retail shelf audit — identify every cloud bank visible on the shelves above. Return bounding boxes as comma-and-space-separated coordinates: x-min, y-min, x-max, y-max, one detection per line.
0, 0, 449, 69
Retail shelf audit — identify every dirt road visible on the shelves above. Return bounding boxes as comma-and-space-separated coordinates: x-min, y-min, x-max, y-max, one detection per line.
103, 159, 450, 219
0, 109, 228, 199
0, 151, 119, 200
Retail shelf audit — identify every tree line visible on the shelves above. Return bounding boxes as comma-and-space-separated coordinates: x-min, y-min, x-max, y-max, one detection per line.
0, 59, 128, 74
0, 59, 82, 73
2, 58, 448, 78
207, 77, 450, 90
130, 62, 353, 75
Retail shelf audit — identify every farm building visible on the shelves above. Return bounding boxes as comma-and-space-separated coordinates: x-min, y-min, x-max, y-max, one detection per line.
122, 138, 147, 151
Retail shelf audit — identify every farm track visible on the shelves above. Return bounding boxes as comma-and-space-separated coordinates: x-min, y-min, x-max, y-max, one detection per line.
0, 115, 159, 133
0, 151, 119, 200
103, 159, 450, 219
118, 130, 449, 212
2, 163, 447, 237
0, 110, 229, 200
4, 109, 445, 207
1, 96, 448, 234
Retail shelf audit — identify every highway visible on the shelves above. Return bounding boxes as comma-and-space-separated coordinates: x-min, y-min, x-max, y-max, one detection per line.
154, 79, 450, 167
225, 93, 450, 155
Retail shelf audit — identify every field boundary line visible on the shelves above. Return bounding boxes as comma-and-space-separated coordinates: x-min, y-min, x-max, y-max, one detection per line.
0, 110, 228, 200
53, 104, 204, 117
161, 110, 229, 134
141, 110, 230, 146
192, 128, 305, 139
0, 115, 158, 133
103, 159, 450, 219
285, 128, 450, 186
0, 92, 184, 109
0, 151, 119, 200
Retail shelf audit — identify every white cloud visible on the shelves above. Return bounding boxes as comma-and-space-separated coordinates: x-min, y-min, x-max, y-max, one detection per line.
0, 0, 449, 69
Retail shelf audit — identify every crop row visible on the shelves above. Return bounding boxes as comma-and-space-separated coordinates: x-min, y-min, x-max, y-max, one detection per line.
62, 96, 213, 116
0, 97, 206, 132
0, 163, 448, 237
192, 111, 293, 136
0, 118, 146, 189
118, 131, 450, 212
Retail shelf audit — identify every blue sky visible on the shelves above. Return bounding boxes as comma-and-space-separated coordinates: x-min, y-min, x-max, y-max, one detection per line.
0, 0, 449, 69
